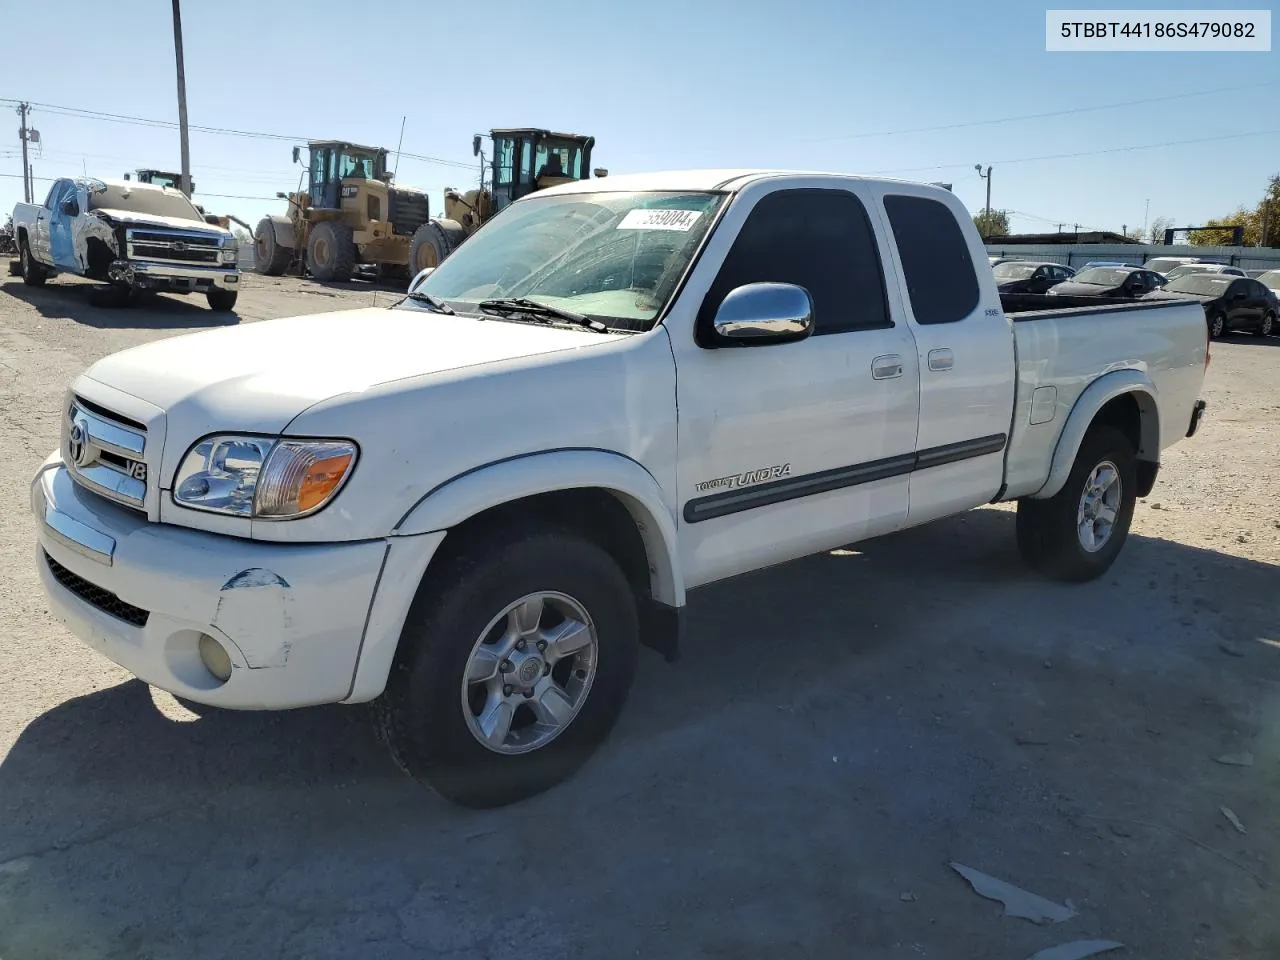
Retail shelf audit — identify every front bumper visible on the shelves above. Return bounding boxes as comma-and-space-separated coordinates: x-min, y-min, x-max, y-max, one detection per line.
112, 259, 240, 292
31, 455, 442, 710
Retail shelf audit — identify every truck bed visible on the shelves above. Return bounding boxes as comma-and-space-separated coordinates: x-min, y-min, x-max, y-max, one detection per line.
1000, 292, 1179, 316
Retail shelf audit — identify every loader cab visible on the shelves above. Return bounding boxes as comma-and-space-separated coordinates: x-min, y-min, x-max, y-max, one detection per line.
485, 128, 595, 214
298, 141, 389, 211
127, 170, 194, 193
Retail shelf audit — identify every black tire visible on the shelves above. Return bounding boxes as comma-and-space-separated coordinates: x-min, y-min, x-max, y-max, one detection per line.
306, 220, 356, 282
1016, 425, 1137, 583
253, 218, 292, 276
375, 525, 639, 808
1209, 312, 1227, 339
206, 288, 239, 312
1257, 311, 1275, 338
19, 239, 47, 287
409, 220, 466, 274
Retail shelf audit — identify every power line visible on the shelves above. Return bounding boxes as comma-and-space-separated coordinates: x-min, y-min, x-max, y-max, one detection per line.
0, 97, 478, 170
803, 81, 1274, 143
869, 128, 1280, 175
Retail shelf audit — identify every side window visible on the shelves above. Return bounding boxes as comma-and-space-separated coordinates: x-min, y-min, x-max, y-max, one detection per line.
883, 194, 980, 324
44, 181, 65, 209
698, 188, 890, 339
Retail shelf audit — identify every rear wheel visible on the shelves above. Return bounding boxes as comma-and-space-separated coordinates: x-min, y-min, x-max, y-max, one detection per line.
375, 524, 639, 808
1257, 311, 1275, 337
1209, 312, 1227, 339
253, 218, 292, 276
19, 240, 47, 287
1016, 425, 1137, 582
306, 220, 356, 282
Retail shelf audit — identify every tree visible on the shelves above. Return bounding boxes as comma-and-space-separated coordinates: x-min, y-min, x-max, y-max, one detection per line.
974, 209, 1010, 238
1187, 174, 1280, 247
1147, 217, 1174, 246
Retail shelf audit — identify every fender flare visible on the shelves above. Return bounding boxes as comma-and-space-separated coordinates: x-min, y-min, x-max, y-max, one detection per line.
393, 449, 686, 608
263, 214, 297, 250
1032, 369, 1160, 500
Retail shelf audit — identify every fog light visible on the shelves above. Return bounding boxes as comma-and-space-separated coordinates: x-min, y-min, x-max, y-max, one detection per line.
198, 633, 233, 682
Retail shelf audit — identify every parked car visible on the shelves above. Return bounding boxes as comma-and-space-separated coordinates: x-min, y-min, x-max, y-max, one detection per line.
1047, 265, 1166, 299
1164, 262, 1245, 281
30, 170, 1208, 808
10, 177, 241, 310
991, 259, 1075, 293
1145, 273, 1278, 338
1256, 269, 1280, 298
1144, 256, 1203, 277
988, 255, 1021, 267
1079, 260, 1139, 270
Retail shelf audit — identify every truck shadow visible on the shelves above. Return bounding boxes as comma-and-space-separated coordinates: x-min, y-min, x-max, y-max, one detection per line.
1, 279, 239, 330
1, 507, 1278, 955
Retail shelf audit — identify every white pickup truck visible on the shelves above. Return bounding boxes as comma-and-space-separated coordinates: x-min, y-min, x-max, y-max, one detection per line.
11, 177, 241, 310
31, 170, 1209, 807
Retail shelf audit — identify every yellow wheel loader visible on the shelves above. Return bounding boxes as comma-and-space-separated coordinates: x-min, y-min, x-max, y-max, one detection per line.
408, 128, 600, 273
254, 141, 431, 282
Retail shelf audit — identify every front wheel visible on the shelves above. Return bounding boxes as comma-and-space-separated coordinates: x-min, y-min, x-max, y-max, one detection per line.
376, 526, 639, 808
1016, 425, 1137, 582
206, 288, 239, 312
1209, 312, 1227, 339
1257, 311, 1275, 337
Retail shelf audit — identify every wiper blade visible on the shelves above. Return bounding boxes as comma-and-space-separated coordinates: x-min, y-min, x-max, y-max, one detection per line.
478, 297, 609, 333
403, 290, 455, 314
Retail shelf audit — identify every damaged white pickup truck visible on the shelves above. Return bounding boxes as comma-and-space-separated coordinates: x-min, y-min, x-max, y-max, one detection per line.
11, 177, 240, 310
31, 170, 1209, 808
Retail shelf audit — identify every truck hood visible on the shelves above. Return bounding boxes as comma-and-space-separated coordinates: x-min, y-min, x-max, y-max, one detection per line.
82, 306, 625, 439
91, 208, 231, 237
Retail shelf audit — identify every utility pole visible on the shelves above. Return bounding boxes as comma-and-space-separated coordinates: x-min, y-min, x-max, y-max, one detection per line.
1142, 198, 1150, 238
171, 0, 192, 197
974, 164, 992, 226
17, 102, 31, 203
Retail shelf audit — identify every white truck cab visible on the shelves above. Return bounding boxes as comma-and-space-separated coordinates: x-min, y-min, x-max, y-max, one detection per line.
32, 170, 1208, 807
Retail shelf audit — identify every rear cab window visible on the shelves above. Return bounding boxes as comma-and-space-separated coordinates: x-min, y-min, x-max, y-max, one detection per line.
882, 194, 980, 324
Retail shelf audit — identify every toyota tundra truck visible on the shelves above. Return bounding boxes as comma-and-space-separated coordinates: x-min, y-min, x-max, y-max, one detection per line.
31, 170, 1209, 807
12, 177, 240, 310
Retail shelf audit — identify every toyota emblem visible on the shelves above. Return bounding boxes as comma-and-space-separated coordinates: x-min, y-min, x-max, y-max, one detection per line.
67, 420, 91, 467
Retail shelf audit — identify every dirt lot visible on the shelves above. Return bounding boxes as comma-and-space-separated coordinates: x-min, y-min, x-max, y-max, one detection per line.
0, 273, 1277, 960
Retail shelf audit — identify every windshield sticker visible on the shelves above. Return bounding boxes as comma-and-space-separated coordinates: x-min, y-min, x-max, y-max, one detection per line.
617, 209, 703, 232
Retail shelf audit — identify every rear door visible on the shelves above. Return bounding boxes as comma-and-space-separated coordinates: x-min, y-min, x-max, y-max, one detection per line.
873, 187, 1016, 526
32, 180, 62, 264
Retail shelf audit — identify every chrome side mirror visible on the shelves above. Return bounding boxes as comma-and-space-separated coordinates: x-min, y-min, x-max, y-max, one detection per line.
711, 282, 813, 345
407, 266, 434, 293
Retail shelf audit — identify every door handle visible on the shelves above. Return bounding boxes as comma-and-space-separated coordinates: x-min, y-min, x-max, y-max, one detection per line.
871, 354, 904, 380
928, 348, 954, 372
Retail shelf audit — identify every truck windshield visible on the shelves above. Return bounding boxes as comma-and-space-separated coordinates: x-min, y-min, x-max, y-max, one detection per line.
409, 191, 726, 330
87, 183, 204, 222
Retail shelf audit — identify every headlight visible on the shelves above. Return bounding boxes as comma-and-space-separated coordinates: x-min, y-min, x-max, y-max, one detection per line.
220, 244, 238, 263
173, 435, 357, 519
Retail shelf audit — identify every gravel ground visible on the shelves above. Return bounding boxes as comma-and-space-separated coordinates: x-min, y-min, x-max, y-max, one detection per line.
0, 273, 1277, 960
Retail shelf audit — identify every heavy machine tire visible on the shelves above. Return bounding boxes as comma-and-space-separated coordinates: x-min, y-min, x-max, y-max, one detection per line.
253, 218, 292, 276
409, 220, 467, 274
375, 523, 640, 809
306, 221, 356, 282
19, 239, 47, 287
206, 289, 239, 312
1015, 425, 1137, 583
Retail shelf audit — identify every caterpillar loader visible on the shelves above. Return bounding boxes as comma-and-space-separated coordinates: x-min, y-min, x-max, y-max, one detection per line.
408, 128, 601, 273
254, 141, 431, 282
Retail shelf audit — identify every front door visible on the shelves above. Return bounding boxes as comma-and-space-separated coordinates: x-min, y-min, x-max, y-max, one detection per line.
670, 182, 921, 588
49, 181, 79, 272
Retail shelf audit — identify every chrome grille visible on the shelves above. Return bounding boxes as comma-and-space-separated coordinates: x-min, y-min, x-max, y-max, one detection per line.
64, 398, 148, 511
125, 229, 226, 266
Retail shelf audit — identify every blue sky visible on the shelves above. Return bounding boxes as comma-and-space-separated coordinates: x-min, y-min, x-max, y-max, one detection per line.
3, 0, 1276, 237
